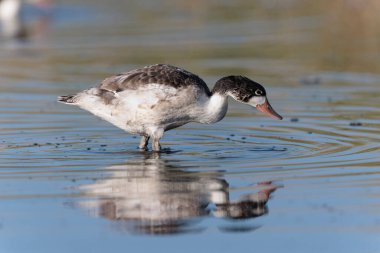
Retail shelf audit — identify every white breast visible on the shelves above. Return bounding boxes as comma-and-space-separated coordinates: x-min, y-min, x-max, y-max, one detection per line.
75, 84, 208, 136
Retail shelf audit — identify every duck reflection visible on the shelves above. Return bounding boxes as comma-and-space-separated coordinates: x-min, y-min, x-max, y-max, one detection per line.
78, 153, 280, 235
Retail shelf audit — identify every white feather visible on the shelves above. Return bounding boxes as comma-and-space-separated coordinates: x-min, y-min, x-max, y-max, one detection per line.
73, 84, 228, 137
248, 96, 266, 107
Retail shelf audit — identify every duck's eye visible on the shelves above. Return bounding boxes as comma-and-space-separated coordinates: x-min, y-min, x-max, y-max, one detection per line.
255, 89, 263, 96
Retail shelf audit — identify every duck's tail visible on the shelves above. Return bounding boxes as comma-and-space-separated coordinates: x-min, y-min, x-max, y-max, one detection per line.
57, 94, 80, 104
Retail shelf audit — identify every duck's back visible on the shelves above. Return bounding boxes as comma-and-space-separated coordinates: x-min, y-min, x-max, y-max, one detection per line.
99, 64, 211, 96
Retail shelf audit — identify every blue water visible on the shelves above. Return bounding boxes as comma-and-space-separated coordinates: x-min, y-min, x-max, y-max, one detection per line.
1, 1, 380, 252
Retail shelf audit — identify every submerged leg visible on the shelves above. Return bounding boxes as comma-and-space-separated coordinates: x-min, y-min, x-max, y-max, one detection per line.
152, 138, 161, 152
139, 135, 150, 150
151, 128, 164, 152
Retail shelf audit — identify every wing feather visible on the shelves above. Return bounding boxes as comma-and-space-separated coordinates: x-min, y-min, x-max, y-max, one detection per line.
98, 64, 211, 96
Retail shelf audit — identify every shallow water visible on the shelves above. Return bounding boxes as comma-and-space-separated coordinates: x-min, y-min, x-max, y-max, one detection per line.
1, 1, 380, 252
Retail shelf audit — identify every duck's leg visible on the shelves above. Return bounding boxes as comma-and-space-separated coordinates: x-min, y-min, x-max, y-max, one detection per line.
139, 135, 150, 150
151, 128, 164, 152
152, 139, 161, 151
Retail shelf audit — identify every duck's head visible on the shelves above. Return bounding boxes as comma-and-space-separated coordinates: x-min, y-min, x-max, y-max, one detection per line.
213, 76, 283, 120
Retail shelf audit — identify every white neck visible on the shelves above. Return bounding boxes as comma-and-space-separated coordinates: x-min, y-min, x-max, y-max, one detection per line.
199, 93, 228, 124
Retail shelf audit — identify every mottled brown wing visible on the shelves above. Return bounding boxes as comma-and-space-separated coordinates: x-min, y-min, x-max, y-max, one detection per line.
98, 64, 212, 96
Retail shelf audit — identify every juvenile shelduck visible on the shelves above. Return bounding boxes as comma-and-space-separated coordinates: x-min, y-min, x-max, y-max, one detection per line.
58, 64, 283, 151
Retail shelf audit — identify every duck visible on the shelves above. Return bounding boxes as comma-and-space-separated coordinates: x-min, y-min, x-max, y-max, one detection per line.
58, 64, 283, 151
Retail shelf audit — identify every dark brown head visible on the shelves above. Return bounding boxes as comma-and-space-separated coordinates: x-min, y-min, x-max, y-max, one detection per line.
213, 76, 283, 120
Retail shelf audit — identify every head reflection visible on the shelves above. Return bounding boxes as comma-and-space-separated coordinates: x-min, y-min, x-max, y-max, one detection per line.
78, 153, 279, 235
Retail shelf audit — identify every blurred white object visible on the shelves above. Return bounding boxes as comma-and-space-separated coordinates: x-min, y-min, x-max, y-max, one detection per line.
0, 0, 25, 38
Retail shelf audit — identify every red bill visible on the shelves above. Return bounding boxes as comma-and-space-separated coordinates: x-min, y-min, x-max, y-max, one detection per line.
256, 99, 283, 120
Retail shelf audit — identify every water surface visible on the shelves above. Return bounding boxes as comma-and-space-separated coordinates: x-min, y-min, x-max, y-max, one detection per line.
1, 1, 380, 252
